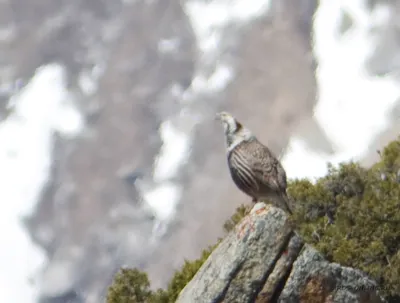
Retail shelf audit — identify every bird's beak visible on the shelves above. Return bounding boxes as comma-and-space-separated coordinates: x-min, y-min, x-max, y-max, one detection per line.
215, 113, 222, 121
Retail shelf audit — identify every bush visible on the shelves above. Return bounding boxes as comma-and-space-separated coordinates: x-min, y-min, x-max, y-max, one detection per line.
106, 245, 217, 303
107, 268, 152, 303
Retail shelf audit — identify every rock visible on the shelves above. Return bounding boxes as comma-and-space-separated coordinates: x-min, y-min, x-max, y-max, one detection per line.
280, 246, 384, 303
176, 203, 385, 303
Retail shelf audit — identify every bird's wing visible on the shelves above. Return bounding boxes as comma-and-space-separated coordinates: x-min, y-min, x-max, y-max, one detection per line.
248, 141, 287, 192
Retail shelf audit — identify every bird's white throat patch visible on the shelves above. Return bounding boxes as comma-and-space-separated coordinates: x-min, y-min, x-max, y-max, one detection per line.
216, 112, 254, 152
226, 129, 254, 152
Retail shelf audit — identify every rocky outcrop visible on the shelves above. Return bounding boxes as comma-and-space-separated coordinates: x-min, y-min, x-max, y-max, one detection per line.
176, 203, 385, 303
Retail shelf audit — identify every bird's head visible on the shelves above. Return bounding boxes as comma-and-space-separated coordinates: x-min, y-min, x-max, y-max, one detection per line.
215, 111, 240, 134
215, 111, 254, 150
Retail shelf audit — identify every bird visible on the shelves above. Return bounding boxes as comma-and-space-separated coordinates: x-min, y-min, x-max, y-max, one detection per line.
215, 111, 293, 214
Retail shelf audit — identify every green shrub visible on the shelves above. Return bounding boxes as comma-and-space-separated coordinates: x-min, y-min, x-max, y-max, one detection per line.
106, 245, 217, 303
107, 268, 152, 303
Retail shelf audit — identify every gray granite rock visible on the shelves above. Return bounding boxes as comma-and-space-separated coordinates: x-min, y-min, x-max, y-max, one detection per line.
280, 246, 384, 303
176, 203, 386, 303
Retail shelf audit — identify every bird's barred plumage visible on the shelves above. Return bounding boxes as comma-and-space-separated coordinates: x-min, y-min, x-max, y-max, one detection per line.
228, 146, 259, 197
216, 111, 293, 214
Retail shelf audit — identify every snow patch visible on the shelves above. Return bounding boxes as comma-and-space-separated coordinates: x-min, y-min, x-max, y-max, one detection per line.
282, 0, 400, 180
190, 64, 234, 94
143, 182, 182, 221
0, 63, 83, 303
158, 38, 180, 53
140, 115, 192, 224
153, 120, 191, 182
78, 64, 105, 96
185, 0, 271, 53
78, 71, 98, 96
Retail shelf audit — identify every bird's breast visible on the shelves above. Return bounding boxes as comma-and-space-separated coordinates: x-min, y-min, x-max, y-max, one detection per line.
227, 149, 259, 197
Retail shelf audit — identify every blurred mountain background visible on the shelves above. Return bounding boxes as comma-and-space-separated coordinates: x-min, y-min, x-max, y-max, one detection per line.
1, 0, 400, 302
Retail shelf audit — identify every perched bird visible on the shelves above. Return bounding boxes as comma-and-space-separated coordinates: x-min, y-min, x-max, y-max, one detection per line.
216, 111, 293, 214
